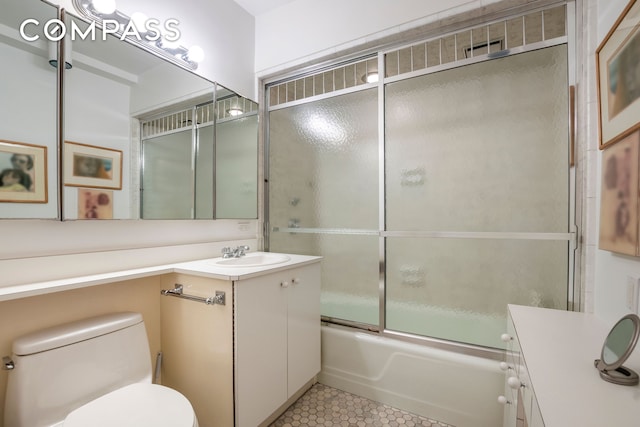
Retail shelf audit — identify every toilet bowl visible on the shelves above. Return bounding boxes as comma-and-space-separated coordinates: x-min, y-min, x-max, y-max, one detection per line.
63, 383, 198, 427
3, 312, 198, 427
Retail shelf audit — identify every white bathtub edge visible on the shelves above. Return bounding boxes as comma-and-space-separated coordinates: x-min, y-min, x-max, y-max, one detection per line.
319, 325, 504, 427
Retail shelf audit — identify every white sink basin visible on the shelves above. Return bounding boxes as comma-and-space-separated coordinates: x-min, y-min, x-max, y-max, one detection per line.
212, 253, 291, 268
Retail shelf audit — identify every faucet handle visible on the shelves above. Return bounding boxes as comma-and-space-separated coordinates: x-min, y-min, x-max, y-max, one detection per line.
240, 245, 250, 251
221, 247, 231, 254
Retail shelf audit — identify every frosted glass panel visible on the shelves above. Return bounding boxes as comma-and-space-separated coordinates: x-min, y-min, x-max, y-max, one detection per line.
216, 115, 258, 219
386, 45, 569, 232
270, 231, 380, 326
269, 89, 379, 230
269, 88, 379, 326
195, 125, 214, 219
142, 131, 193, 219
386, 237, 568, 349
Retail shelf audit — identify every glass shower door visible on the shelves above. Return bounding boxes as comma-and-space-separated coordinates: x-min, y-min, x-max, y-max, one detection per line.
385, 45, 570, 348
141, 130, 194, 219
268, 88, 380, 326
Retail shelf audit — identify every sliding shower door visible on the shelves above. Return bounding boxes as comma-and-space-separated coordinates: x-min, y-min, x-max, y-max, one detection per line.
385, 46, 569, 348
267, 5, 574, 350
269, 88, 381, 326
142, 129, 194, 219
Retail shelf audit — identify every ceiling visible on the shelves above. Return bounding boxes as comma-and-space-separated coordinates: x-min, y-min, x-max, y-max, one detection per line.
232, 0, 297, 16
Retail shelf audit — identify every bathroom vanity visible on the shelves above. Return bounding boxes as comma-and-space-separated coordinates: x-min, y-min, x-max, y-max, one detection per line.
500, 305, 640, 427
167, 253, 321, 427
0, 252, 321, 427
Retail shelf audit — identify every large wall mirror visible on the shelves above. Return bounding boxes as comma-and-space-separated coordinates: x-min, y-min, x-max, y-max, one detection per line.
138, 86, 258, 219
0, 0, 59, 219
62, 10, 258, 220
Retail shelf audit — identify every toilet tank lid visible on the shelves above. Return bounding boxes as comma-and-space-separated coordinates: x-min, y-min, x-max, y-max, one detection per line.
12, 312, 144, 356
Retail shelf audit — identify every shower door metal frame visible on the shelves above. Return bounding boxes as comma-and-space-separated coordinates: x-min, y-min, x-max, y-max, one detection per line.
263, 1, 579, 360
139, 102, 216, 220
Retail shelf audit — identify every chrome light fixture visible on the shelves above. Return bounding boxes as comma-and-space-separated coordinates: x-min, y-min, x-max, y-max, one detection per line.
227, 107, 244, 117
363, 72, 379, 83
71, 0, 204, 70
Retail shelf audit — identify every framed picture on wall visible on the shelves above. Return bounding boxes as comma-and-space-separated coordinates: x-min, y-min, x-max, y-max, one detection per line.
64, 141, 122, 189
596, 0, 640, 149
0, 139, 48, 203
77, 188, 114, 219
599, 130, 640, 256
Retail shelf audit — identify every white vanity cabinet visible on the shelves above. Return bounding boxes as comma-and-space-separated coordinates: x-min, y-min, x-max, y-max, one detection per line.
500, 311, 542, 427
500, 305, 640, 427
234, 262, 321, 427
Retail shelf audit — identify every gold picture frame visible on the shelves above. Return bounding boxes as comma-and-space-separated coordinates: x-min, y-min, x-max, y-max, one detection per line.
596, 0, 640, 149
599, 130, 640, 256
0, 139, 48, 203
64, 141, 122, 189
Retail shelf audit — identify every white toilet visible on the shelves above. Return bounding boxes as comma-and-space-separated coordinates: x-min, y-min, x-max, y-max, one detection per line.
3, 312, 198, 427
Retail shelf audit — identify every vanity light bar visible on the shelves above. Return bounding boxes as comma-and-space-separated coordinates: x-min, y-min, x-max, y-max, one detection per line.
71, 0, 200, 70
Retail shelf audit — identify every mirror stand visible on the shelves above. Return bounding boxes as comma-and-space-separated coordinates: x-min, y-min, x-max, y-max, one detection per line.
594, 313, 640, 386
594, 359, 639, 386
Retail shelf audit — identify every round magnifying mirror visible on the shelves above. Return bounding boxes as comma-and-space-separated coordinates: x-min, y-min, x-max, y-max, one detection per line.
594, 313, 640, 386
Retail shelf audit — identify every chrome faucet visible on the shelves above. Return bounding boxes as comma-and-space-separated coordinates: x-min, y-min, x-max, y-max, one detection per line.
221, 245, 250, 258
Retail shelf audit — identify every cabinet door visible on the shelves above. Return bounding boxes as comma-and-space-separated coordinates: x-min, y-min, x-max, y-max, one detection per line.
235, 273, 288, 427
287, 263, 321, 397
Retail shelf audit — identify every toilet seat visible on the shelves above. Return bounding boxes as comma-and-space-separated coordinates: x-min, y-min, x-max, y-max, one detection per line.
63, 383, 198, 427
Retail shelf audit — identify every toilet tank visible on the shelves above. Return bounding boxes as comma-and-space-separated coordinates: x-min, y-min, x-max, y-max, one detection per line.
4, 312, 153, 427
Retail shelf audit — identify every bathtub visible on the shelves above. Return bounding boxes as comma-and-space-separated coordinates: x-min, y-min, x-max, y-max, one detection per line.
319, 324, 504, 427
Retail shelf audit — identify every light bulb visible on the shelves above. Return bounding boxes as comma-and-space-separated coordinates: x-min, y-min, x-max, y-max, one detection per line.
187, 45, 205, 63
228, 107, 243, 116
130, 12, 148, 32
91, 0, 116, 15
365, 72, 379, 83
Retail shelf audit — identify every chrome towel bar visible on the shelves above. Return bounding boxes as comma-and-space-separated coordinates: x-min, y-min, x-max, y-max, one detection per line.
161, 284, 226, 306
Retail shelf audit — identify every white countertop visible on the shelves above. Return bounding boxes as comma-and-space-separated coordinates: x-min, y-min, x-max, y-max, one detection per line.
509, 304, 640, 427
0, 252, 321, 302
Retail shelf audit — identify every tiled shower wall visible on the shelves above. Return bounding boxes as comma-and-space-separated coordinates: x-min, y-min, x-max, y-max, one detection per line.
579, 0, 599, 314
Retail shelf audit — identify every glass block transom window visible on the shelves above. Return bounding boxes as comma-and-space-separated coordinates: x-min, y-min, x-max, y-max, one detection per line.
385, 5, 566, 78
267, 4, 566, 108
268, 57, 377, 107
141, 96, 257, 139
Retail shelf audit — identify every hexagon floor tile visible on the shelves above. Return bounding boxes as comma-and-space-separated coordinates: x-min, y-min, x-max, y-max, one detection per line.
270, 383, 455, 427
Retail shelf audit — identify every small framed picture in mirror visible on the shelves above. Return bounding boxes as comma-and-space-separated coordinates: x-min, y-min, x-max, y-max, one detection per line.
64, 141, 122, 190
77, 188, 113, 220
0, 140, 48, 203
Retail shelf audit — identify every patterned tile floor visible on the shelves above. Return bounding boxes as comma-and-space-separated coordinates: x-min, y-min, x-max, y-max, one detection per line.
270, 383, 454, 427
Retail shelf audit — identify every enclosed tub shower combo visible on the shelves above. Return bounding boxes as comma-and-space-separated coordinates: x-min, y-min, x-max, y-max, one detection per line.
266, 4, 577, 427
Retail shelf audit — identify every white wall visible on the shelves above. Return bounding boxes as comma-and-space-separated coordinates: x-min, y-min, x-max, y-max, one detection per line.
593, 0, 640, 324
255, 0, 498, 75
0, 35, 58, 219
63, 65, 132, 219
